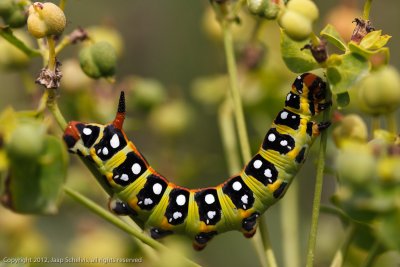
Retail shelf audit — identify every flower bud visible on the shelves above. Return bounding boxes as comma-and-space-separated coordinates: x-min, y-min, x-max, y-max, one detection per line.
287, 0, 319, 21
278, 10, 312, 41
6, 121, 46, 159
333, 114, 368, 147
358, 66, 400, 115
247, 0, 281, 20
149, 101, 192, 136
27, 2, 66, 38
79, 41, 117, 79
0, 0, 14, 16
5, 7, 27, 28
336, 142, 376, 185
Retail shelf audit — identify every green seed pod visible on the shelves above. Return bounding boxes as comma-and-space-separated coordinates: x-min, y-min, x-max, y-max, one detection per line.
247, 0, 281, 20
278, 10, 312, 41
5, 8, 27, 28
128, 76, 167, 110
6, 121, 46, 160
336, 142, 376, 186
287, 0, 319, 21
358, 66, 400, 115
0, 0, 14, 17
85, 26, 124, 56
333, 114, 368, 147
27, 2, 66, 38
79, 41, 117, 79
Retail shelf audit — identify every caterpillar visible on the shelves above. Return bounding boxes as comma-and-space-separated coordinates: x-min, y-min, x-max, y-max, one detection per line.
63, 73, 331, 250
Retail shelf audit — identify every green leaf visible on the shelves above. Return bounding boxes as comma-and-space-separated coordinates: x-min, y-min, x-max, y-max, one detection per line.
280, 30, 319, 73
336, 92, 350, 108
320, 24, 347, 52
3, 135, 68, 214
326, 52, 370, 94
360, 30, 391, 50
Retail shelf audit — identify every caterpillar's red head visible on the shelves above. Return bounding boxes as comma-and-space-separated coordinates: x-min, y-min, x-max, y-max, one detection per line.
286, 73, 330, 116
63, 91, 126, 155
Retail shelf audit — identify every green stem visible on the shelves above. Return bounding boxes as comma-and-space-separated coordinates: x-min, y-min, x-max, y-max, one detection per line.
329, 224, 356, 267
281, 180, 300, 267
222, 21, 252, 163
371, 116, 380, 135
64, 187, 201, 267
385, 113, 397, 134
259, 219, 278, 267
46, 89, 67, 129
59, 0, 67, 10
218, 100, 241, 174
305, 108, 330, 267
0, 26, 41, 57
362, 0, 373, 20
47, 36, 56, 71
361, 241, 381, 267
55, 35, 72, 55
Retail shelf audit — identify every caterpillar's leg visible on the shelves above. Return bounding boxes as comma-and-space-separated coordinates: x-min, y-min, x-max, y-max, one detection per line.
311, 121, 331, 137
150, 228, 173, 239
241, 212, 260, 238
317, 100, 332, 112
192, 231, 218, 251
108, 197, 137, 216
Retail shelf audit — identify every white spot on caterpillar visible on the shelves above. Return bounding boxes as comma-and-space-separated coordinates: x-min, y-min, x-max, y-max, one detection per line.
281, 111, 288, 119
286, 94, 291, 101
232, 181, 242, 191
205, 194, 215, 204
207, 210, 216, 219
83, 127, 92, 135
292, 115, 296, 119
176, 194, 186, 206
110, 134, 120, 148
241, 194, 248, 204
173, 211, 182, 220
102, 147, 109, 155
264, 168, 272, 178
97, 149, 101, 154
268, 133, 276, 142
280, 140, 288, 146
144, 198, 153, 205
253, 159, 263, 169
153, 183, 162, 195
120, 174, 129, 182
297, 76, 301, 80
131, 163, 141, 175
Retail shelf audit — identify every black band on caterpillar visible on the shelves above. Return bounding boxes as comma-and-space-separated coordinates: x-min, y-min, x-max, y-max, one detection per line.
63, 72, 330, 250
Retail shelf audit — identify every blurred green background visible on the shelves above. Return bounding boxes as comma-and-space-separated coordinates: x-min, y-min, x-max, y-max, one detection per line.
1, 1, 400, 267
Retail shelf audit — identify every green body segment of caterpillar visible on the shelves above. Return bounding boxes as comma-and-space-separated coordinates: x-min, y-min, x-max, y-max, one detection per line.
63, 73, 331, 250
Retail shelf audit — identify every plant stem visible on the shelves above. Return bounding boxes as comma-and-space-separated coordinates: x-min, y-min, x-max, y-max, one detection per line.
362, 0, 373, 20
385, 113, 397, 134
281, 180, 300, 267
46, 91, 67, 130
361, 241, 381, 267
222, 21, 252, 163
64, 187, 201, 267
59, 0, 67, 10
218, 100, 241, 174
47, 36, 56, 71
0, 26, 41, 57
305, 108, 330, 267
329, 224, 355, 267
259, 219, 278, 267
